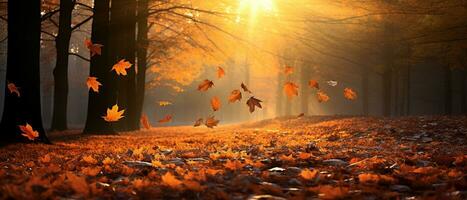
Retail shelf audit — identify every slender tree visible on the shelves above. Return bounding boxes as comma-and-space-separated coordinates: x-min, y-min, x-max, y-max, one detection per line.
0, 0, 50, 144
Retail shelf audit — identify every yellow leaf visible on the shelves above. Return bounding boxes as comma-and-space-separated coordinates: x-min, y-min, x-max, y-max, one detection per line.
86, 77, 102, 93
111, 59, 132, 76
158, 101, 172, 106
18, 123, 39, 141
210, 96, 221, 111
7, 82, 20, 97
102, 104, 125, 122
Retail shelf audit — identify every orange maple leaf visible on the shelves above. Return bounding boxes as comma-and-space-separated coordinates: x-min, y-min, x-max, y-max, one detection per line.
228, 90, 242, 103
210, 96, 221, 111
284, 82, 299, 98
308, 80, 319, 89
86, 77, 102, 93
197, 79, 214, 91
205, 116, 219, 128
102, 104, 125, 122
343, 88, 357, 100
84, 39, 103, 57
111, 59, 132, 76
7, 82, 20, 97
284, 65, 294, 75
217, 66, 225, 78
162, 172, 183, 188
317, 91, 330, 103
158, 115, 172, 123
18, 123, 39, 141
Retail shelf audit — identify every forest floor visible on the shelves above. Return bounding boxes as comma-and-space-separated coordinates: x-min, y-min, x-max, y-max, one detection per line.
0, 116, 466, 199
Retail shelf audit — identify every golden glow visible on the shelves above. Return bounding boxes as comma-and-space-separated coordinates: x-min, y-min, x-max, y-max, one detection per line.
237, 0, 275, 16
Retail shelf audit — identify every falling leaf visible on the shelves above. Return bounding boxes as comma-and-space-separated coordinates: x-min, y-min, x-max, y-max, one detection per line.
111, 59, 132, 76
343, 88, 357, 100
246, 96, 262, 113
326, 80, 338, 87
198, 79, 214, 91
7, 82, 20, 97
140, 114, 151, 129
284, 65, 294, 75
297, 113, 305, 118
211, 96, 221, 111
158, 115, 172, 123
300, 169, 318, 180
162, 172, 183, 188
86, 77, 102, 93
193, 118, 203, 127
317, 91, 330, 103
18, 123, 39, 141
102, 104, 125, 122
241, 82, 252, 93
228, 90, 242, 103
205, 116, 219, 128
308, 80, 319, 89
85, 39, 103, 57
158, 101, 172, 106
284, 82, 299, 98
217, 66, 225, 78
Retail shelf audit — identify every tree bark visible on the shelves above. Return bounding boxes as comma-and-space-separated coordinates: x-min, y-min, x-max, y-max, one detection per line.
83, 0, 116, 134
0, 0, 50, 144
133, 0, 149, 130
50, 0, 74, 131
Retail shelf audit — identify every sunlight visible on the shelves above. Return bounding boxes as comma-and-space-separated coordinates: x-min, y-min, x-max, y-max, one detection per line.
237, 0, 275, 17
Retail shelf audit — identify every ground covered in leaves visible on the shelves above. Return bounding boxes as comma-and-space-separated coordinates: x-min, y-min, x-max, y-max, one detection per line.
0, 116, 466, 199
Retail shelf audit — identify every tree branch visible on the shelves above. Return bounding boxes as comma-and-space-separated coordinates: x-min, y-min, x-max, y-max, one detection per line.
71, 15, 93, 31
69, 53, 90, 62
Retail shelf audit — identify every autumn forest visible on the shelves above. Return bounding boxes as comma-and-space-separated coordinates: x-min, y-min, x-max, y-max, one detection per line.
0, 0, 466, 199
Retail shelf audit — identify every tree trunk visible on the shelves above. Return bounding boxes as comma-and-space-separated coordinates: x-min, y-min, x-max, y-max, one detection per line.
444, 66, 452, 115
362, 64, 369, 116
109, 0, 137, 132
406, 65, 411, 115
300, 64, 309, 114
461, 69, 466, 115
50, 0, 74, 131
83, 0, 116, 134
0, 0, 50, 144
133, 0, 149, 130
382, 68, 392, 116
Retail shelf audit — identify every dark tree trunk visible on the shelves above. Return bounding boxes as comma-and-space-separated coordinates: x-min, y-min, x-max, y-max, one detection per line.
0, 0, 50, 144
382, 68, 392, 116
461, 69, 466, 115
108, 0, 137, 132
300, 64, 310, 114
362, 64, 369, 116
83, 0, 116, 134
406, 65, 411, 115
444, 66, 452, 115
133, 0, 149, 130
50, 0, 74, 131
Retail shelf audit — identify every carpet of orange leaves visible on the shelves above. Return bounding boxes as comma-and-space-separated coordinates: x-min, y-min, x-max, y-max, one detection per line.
0, 116, 466, 199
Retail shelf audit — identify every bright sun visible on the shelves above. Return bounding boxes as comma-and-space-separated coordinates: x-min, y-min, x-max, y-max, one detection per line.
238, 0, 275, 15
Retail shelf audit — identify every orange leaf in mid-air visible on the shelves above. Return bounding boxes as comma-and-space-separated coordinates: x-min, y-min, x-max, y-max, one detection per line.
205, 116, 219, 128
86, 77, 102, 93
84, 39, 103, 57
198, 79, 214, 91
217, 67, 225, 78
284, 82, 299, 98
211, 96, 221, 111
343, 88, 357, 100
284, 65, 294, 75
111, 59, 132, 76
158, 115, 172, 123
162, 172, 183, 188
228, 90, 242, 103
102, 104, 125, 122
18, 123, 39, 141
246, 96, 262, 113
297, 113, 305, 118
241, 82, 252, 93
193, 118, 203, 127
309, 80, 319, 90
140, 114, 151, 129
7, 82, 20, 97
158, 101, 172, 106
317, 91, 330, 103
